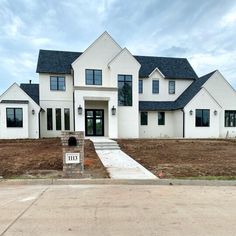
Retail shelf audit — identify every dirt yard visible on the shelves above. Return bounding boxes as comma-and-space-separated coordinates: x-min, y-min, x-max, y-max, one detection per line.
117, 139, 236, 178
0, 139, 109, 178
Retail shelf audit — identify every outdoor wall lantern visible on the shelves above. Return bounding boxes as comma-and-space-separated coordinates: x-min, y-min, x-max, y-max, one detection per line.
32, 109, 35, 115
189, 110, 193, 115
78, 105, 83, 115
214, 110, 218, 116
111, 106, 116, 115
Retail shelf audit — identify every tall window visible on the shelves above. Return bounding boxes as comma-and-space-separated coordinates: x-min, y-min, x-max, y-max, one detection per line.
139, 80, 143, 94
141, 112, 148, 125
152, 80, 159, 94
85, 69, 102, 85
47, 108, 53, 130
225, 110, 236, 127
56, 108, 61, 130
169, 81, 175, 94
50, 76, 65, 91
158, 112, 165, 125
118, 75, 132, 106
196, 109, 210, 127
6, 108, 23, 127
64, 108, 70, 130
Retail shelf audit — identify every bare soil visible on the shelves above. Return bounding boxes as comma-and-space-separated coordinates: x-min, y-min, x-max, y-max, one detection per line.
117, 139, 236, 178
0, 139, 109, 178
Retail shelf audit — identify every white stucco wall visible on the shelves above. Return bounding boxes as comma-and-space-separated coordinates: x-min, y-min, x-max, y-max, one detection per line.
72, 33, 140, 138
40, 100, 74, 138
39, 73, 74, 137
72, 32, 122, 88
0, 83, 40, 139
184, 88, 221, 138
138, 109, 184, 139
203, 71, 236, 138
139, 71, 193, 101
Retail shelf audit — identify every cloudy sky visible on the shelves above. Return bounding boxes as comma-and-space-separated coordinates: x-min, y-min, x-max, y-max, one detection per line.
1, 0, 236, 94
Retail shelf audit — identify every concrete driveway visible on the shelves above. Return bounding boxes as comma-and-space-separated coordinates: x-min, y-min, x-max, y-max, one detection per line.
0, 184, 236, 236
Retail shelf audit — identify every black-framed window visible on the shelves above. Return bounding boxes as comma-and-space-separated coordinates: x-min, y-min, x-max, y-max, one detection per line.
56, 108, 61, 130
50, 76, 65, 91
139, 80, 143, 94
64, 108, 70, 130
85, 69, 102, 85
6, 108, 23, 127
141, 112, 148, 125
196, 109, 210, 127
158, 112, 165, 125
47, 108, 53, 130
152, 80, 159, 94
225, 110, 236, 127
169, 81, 175, 94
118, 74, 132, 106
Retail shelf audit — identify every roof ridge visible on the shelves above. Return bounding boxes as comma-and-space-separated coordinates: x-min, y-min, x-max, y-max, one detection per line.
134, 55, 188, 60
39, 49, 82, 54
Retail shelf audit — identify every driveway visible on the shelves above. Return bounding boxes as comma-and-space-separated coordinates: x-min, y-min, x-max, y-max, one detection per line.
0, 184, 236, 235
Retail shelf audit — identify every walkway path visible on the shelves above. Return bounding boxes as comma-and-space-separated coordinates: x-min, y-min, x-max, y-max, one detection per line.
90, 138, 157, 179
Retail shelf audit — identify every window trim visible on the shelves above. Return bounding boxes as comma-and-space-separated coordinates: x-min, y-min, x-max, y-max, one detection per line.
50, 76, 66, 91
47, 108, 53, 131
195, 109, 210, 127
85, 69, 102, 85
141, 111, 148, 125
158, 112, 165, 125
64, 108, 70, 131
139, 79, 143, 94
225, 110, 236, 127
169, 80, 175, 94
6, 108, 23, 128
118, 74, 133, 106
56, 108, 62, 131
152, 80, 159, 94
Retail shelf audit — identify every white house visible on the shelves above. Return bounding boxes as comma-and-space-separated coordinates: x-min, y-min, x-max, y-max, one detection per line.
1, 32, 236, 139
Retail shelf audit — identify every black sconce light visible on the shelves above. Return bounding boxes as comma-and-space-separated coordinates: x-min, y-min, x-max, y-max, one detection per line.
32, 109, 35, 115
111, 106, 116, 115
189, 110, 193, 115
214, 110, 218, 116
78, 105, 83, 115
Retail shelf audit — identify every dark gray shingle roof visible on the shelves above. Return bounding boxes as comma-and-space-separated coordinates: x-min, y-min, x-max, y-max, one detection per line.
134, 55, 198, 79
0, 100, 29, 104
139, 70, 216, 111
20, 83, 40, 105
36, 50, 198, 80
36, 50, 82, 74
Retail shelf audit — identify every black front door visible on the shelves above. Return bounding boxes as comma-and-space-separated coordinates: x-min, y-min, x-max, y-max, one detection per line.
85, 109, 104, 136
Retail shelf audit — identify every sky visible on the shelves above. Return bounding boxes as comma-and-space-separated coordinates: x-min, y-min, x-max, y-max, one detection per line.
1, 0, 236, 94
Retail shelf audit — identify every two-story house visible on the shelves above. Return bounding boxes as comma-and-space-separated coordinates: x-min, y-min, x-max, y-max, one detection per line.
0, 32, 236, 139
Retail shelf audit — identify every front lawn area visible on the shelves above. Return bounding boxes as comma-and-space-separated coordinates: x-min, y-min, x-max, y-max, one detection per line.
117, 139, 236, 179
0, 138, 109, 178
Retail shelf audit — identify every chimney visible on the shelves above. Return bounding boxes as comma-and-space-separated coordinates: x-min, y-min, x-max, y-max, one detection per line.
29, 80, 32, 84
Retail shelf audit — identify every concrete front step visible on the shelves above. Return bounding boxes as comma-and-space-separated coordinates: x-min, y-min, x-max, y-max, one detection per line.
95, 147, 120, 150
94, 141, 120, 150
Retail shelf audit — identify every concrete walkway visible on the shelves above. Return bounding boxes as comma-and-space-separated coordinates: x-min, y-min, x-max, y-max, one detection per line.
91, 138, 157, 179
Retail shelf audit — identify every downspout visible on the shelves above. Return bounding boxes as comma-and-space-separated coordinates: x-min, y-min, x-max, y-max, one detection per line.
72, 69, 75, 132
181, 109, 185, 138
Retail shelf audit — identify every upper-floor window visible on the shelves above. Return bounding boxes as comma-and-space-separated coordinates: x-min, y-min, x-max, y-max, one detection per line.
50, 76, 65, 91
196, 109, 210, 127
118, 75, 132, 106
152, 80, 159, 94
6, 108, 23, 127
85, 69, 102, 85
158, 112, 165, 125
141, 112, 148, 125
225, 110, 236, 127
169, 81, 175, 94
139, 80, 143, 94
